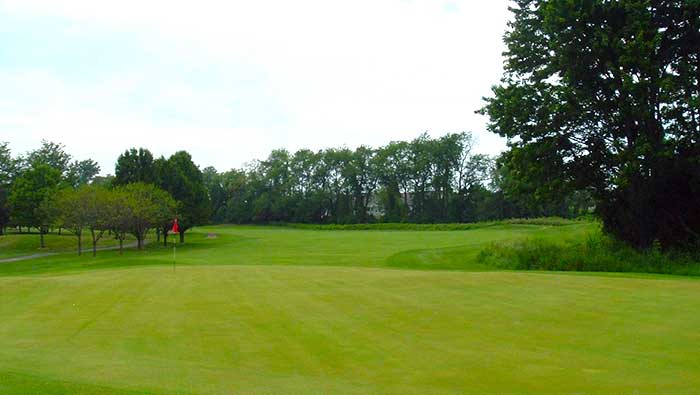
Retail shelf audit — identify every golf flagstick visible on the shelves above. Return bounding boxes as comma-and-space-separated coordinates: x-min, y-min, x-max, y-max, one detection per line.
171, 217, 179, 274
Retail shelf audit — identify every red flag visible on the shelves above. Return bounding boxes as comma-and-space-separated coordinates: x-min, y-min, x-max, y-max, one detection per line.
171, 218, 179, 233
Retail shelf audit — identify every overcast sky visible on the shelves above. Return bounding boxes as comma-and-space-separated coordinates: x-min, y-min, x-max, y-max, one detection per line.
0, 0, 511, 174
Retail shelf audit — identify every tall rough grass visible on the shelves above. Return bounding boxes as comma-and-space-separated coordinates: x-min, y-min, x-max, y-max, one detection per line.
280, 217, 579, 231
477, 234, 700, 276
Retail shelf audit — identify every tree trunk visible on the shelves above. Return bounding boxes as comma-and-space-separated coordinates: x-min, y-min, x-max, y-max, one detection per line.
163, 230, 168, 246
90, 229, 97, 256
156, 228, 161, 243
40, 228, 45, 248
119, 237, 123, 255
179, 230, 185, 243
77, 232, 82, 256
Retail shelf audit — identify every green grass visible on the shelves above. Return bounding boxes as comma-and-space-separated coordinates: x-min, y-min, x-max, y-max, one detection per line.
1, 222, 699, 394
478, 233, 700, 276
0, 231, 137, 259
282, 216, 581, 231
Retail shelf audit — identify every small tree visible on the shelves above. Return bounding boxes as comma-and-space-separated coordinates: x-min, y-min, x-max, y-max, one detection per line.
54, 188, 86, 255
54, 186, 113, 256
117, 183, 176, 249
84, 186, 112, 256
110, 188, 133, 254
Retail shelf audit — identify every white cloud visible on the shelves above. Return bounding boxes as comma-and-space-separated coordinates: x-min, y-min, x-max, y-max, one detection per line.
0, 0, 510, 173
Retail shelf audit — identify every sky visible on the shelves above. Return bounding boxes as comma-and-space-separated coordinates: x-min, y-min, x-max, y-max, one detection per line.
0, 0, 511, 175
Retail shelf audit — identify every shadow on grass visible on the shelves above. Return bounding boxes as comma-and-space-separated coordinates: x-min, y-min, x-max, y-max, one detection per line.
385, 244, 494, 271
0, 370, 163, 395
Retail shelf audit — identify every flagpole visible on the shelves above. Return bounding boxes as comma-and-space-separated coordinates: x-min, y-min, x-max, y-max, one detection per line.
172, 217, 177, 274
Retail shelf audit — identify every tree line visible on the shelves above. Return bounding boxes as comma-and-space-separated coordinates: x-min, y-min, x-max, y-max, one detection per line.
0, 135, 592, 254
200, 132, 591, 225
2, 1, 698, 252
0, 141, 208, 254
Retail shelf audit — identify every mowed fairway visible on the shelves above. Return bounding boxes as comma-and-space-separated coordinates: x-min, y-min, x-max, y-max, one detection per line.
1, 224, 699, 394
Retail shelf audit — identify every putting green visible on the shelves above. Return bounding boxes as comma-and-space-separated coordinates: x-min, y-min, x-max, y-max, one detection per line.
1, 224, 698, 394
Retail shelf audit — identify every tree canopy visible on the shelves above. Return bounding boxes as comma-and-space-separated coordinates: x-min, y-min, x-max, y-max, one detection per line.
480, 0, 700, 249
157, 151, 211, 242
114, 148, 157, 186
8, 164, 63, 246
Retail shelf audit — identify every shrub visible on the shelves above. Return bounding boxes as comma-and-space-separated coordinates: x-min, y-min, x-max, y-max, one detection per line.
277, 217, 579, 231
477, 234, 700, 276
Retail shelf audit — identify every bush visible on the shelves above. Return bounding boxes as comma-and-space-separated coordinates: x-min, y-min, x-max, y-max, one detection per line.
477, 234, 700, 276
278, 217, 579, 231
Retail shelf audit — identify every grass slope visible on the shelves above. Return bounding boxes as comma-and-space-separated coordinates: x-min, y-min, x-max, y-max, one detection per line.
0, 232, 136, 259
1, 223, 698, 394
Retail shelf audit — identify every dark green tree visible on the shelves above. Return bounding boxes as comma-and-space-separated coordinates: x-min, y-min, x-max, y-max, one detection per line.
374, 141, 411, 222
158, 151, 211, 242
480, 0, 700, 248
8, 164, 62, 247
91, 174, 115, 188
25, 140, 72, 175
0, 188, 9, 235
0, 142, 14, 234
25, 141, 100, 187
67, 159, 101, 187
114, 148, 157, 186
202, 166, 226, 222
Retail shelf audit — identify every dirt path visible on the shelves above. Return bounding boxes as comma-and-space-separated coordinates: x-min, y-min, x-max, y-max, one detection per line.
0, 241, 148, 263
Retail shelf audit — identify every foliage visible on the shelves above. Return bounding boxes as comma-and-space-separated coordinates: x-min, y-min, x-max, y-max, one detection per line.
55, 186, 114, 255
67, 159, 101, 187
23, 140, 99, 186
0, 230, 135, 259
114, 147, 157, 185
0, 188, 8, 235
0, 142, 17, 185
25, 140, 72, 175
282, 217, 580, 231
492, 149, 594, 218
478, 234, 700, 276
8, 164, 62, 237
115, 182, 176, 249
203, 132, 584, 225
0, 143, 11, 233
156, 151, 211, 241
480, 0, 700, 249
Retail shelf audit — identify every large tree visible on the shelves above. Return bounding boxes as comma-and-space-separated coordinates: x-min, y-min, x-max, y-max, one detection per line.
23, 140, 100, 187
0, 142, 14, 234
480, 0, 700, 248
67, 159, 101, 187
114, 148, 157, 186
25, 140, 72, 175
158, 151, 210, 242
8, 164, 62, 247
